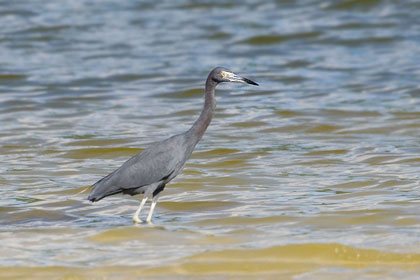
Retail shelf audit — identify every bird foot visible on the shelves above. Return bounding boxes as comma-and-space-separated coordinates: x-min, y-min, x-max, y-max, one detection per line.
133, 216, 143, 224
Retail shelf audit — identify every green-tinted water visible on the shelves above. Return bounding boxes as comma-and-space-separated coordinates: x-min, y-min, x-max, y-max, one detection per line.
1, 0, 419, 279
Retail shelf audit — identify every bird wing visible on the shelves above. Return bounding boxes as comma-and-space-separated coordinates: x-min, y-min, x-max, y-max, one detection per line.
89, 133, 190, 201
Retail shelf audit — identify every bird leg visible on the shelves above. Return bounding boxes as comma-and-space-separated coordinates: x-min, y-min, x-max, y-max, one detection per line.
133, 196, 148, 223
146, 194, 160, 223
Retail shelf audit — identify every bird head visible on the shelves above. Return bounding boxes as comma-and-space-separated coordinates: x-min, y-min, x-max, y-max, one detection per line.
210, 67, 259, 86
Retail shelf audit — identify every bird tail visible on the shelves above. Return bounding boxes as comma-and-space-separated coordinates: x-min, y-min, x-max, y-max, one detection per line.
87, 170, 118, 202
88, 191, 102, 202
88, 189, 123, 202
87, 185, 107, 202
87, 178, 123, 202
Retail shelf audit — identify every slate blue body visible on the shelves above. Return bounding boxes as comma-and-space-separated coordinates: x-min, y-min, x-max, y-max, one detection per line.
88, 132, 196, 201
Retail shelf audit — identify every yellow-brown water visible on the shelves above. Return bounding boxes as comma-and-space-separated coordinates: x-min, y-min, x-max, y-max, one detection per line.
1, 0, 420, 279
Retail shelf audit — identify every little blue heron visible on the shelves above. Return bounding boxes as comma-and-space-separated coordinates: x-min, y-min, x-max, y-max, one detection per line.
88, 67, 258, 223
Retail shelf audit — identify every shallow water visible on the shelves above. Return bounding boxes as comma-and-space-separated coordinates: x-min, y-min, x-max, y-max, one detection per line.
1, 0, 420, 279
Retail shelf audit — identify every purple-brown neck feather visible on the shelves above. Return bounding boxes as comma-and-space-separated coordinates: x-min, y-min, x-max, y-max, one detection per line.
188, 75, 217, 144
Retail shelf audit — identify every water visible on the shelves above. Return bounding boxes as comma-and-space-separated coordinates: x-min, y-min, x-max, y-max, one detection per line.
1, 0, 420, 279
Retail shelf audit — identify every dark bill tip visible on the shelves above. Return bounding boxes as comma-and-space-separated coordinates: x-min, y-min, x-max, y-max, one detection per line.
242, 77, 259, 86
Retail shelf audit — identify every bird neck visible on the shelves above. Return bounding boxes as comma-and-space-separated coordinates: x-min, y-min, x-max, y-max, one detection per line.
188, 77, 217, 143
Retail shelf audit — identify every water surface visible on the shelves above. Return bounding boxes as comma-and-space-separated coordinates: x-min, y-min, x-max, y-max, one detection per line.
1, 0, 420, 279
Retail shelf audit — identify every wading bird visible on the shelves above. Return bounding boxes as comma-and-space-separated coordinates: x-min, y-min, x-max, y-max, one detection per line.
88, 67, 258, 223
